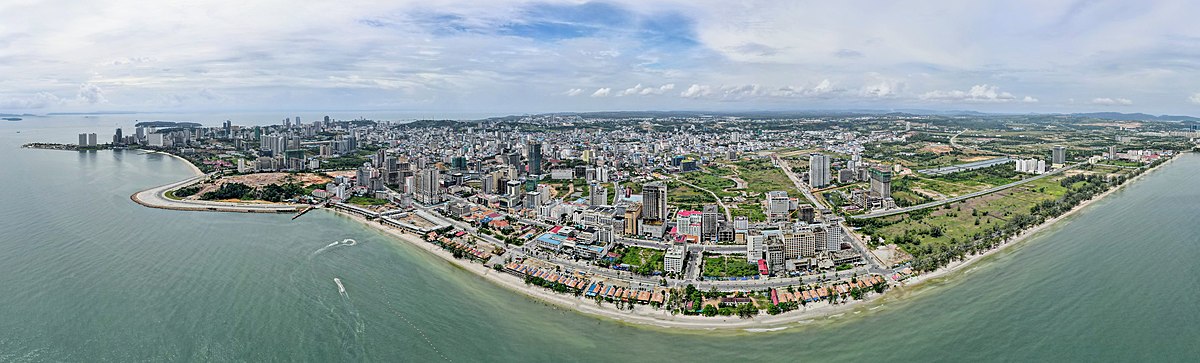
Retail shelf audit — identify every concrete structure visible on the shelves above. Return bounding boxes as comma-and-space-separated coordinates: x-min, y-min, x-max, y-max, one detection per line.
868, 167, 892, 199
664, 243, 686, 274
641, 182, 667, 222
1052, 146, 1067, 165
809, 153, 830, 188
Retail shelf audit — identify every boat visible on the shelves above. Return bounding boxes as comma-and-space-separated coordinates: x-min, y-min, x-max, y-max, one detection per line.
334, 278, 346, 294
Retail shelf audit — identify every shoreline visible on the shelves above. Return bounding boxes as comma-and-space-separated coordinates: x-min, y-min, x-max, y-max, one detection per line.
142, 150, 204, 177
902, 154, 1181, 287
328, 208, 889, 331
128, 152, 1181, 331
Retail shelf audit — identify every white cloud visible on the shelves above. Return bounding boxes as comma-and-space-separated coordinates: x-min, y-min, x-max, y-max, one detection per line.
0, 92, 63, 109
590, 88, 611, 97
920, 84, 1035, 103
681, 84, 713, 98
1091, 97, 1133, 106
565, 88, 583, 96
860, 81, 901, 98
76, 83, 107, 105
811, 79, 833, 95
619, 84, 644, 96
640, 83, 675, 95
1189, 93, 1200, 105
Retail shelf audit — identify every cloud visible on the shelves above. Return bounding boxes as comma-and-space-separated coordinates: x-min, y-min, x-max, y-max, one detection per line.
834, 49, 863, 58
618, 83, 674, 96
1090, 97, 1133, 106
680, 84, 712, 98
920, 84, 1035, 103
860, 80, 902, 98
590, 88, 611, 97
1190, 93, 1200, 105
565, 88, 583, 96
77, 83, 107, 105
0, 92, 62, 109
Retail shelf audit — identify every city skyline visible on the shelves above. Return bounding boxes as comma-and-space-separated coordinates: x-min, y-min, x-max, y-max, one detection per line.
4, 1, 1200, 115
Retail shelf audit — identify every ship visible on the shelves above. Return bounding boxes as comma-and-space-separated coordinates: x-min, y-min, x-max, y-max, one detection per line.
334, 278, 346, 294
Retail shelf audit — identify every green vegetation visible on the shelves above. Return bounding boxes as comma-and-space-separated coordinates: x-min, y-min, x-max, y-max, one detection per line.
848, 163, 1148, 271
732, 159, 794, 196
320, 153, 370, 170
702, 255, 758, 277
730, 202, 766, 222
615, 245, 665, 276
347, 196, 389, 206
678, 166, 738, 198
170, 185, 201, 199
666, 181, 716, 211
199, 182, 308, 202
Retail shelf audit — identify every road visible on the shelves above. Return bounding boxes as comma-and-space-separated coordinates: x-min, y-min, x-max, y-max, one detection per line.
131, 174, 302, 213
672, 177, 732, 222
770, 153, 827, 212
851, 162, 1083, 219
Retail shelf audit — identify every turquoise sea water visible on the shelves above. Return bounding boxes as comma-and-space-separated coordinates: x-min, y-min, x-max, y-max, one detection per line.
1, 118, 1197, 361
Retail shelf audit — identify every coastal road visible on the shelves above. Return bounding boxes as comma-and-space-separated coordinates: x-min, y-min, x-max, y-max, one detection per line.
851, 162, 1083, 219
131, 174, 301, 213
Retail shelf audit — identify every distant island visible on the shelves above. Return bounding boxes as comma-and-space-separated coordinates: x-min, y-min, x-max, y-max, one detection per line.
2, 117, 21, 121
135, 121, 203, 128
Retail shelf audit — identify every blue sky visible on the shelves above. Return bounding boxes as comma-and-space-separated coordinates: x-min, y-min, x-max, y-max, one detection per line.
2, 0, 1200, 116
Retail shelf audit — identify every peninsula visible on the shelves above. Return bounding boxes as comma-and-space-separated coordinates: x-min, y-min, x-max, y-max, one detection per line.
64, 111, 1194, 329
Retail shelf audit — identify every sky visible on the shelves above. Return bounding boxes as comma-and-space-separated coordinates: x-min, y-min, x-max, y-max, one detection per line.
2, 0, 1200, 116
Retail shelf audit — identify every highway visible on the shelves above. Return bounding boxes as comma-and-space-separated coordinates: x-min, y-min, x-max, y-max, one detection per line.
851, 162, 1083, 219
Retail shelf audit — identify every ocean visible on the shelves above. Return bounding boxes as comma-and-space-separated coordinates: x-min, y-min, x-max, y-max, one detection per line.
1, 116, 1197, 361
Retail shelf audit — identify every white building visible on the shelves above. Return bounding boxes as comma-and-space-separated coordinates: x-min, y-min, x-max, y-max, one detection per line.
664, 243, 687, 274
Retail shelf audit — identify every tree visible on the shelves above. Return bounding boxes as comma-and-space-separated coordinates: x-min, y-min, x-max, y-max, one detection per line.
702, 304, 718, 317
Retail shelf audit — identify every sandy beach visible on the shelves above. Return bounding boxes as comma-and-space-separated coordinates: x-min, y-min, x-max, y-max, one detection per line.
329, 208, 894, 331
144, 150, 204, 176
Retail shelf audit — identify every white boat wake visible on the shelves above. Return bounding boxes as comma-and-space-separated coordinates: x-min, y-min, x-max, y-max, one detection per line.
313, 239, 358, 255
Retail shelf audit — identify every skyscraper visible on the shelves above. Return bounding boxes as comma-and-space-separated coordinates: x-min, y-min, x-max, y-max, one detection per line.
589, 183, 608, 206
809, 153, 831, 188
641, 182, 668, 222
701, 204, 719, 242
415, 168, 442, 205
869, 167, 892, 199
1052, 146, 1066, 164
527, 141, 543, 175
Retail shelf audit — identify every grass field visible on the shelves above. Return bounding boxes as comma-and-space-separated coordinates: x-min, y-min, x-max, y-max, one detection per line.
702, 255, 758, 277
666, 181, 717, 211
732, 159, 794, 197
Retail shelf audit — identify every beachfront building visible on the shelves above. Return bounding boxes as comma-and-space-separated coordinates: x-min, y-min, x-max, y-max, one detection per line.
664, 243, 687, 274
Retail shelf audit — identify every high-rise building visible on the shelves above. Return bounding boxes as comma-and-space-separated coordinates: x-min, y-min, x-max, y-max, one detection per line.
809, 153, 831, 188
1108, 145, 1118, 159
86, 133, 97, 146
641, 182, 668, 222
766, 191, 791, 221
1052, 146, 1067, 165
701, 204, 719, 242
589, 183, 608, 206
78, 133, 88, 146
527, 141, 543, 175
415, 168, 442, 205
869, 167, 892, 199
112, 128, 123, 144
